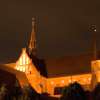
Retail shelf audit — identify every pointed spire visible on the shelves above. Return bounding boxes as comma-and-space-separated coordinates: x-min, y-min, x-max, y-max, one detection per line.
32, 17, 35, 33
28, 17, 37, 55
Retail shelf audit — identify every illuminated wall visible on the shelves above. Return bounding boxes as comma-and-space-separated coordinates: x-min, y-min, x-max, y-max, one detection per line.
26, 70, 47, 94
91, 60, 100, 83
47, 74, 91, 96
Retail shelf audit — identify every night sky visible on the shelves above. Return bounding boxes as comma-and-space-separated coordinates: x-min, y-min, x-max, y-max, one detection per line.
0, 0, 100, 63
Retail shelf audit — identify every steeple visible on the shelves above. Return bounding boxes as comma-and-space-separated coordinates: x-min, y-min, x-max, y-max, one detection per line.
28, 17, 37, 56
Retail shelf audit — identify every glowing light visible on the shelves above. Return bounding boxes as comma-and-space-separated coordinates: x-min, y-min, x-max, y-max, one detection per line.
83, 78, 86, 82
26, 57, 29, 64
16, 67, 19, 70
22, 67, 25, 72
94, 29, 96, 32
15, 48, 32, 73
20, 58, 22, 65
88, 78, 91, 81
68, 79, 71, 83
73, 79, 76, 82
51, 81, 54, 85
61, 80, 64, 84
23, 54, 26, 65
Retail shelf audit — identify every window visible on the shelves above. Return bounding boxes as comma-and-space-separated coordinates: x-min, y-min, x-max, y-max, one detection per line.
54, 87, 64, 95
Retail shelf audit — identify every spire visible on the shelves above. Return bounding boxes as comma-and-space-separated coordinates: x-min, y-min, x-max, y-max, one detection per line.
28, 17, 37, 55
32, 17, 35, 33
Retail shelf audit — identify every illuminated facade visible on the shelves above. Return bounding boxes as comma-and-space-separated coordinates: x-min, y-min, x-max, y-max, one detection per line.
15, 48, 32, 73
91, 60, 100, 88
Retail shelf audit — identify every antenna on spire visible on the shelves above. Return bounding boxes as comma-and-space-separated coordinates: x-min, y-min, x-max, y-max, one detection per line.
89, 24, 97, 60
32, 17, 35, 32
28, 17, 37, 56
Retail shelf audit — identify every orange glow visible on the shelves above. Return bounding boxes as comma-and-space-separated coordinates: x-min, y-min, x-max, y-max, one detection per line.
15, 48, 32, 73
91, 60, 100, 82
46, 74, 92, 96
13, 48, 100, 97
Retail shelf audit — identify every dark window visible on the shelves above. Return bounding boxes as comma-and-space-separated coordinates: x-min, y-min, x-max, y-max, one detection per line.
54, 87, 64, 95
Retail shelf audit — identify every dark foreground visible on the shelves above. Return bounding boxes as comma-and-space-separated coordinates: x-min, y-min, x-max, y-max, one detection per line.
0, 82, 100, 100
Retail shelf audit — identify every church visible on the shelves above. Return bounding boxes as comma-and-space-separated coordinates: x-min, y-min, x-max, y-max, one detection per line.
0, 18, 100, 97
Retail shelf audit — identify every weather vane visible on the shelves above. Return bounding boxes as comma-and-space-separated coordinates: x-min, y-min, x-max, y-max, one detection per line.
89, 24, 97, 60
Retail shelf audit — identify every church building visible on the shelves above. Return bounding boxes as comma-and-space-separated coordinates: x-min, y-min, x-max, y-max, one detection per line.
0, 18, 100, 97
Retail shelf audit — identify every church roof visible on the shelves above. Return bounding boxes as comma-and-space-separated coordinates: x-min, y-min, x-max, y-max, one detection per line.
1, 52, 94, 78
30, 54, 48, 77
45, 54, 93, 77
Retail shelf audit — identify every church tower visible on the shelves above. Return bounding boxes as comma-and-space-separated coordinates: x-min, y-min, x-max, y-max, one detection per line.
28, 17, 37, 56
28, 17, 47, 77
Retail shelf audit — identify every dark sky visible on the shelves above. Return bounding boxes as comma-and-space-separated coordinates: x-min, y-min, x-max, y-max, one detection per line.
0, 0, 100, 63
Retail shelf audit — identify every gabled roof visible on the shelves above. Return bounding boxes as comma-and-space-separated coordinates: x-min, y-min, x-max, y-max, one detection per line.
29, 54, 48, 77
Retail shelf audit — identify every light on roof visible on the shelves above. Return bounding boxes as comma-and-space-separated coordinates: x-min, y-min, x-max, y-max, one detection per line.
88, 78, 91, 81
83, 78, 87, 82
61, 80, 65, 84
22, 67, 25, 72
51, 81, 54, 85
68, 79, 71, 83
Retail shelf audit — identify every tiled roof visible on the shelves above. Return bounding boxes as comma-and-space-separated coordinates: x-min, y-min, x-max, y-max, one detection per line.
45, 54, 93, 77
